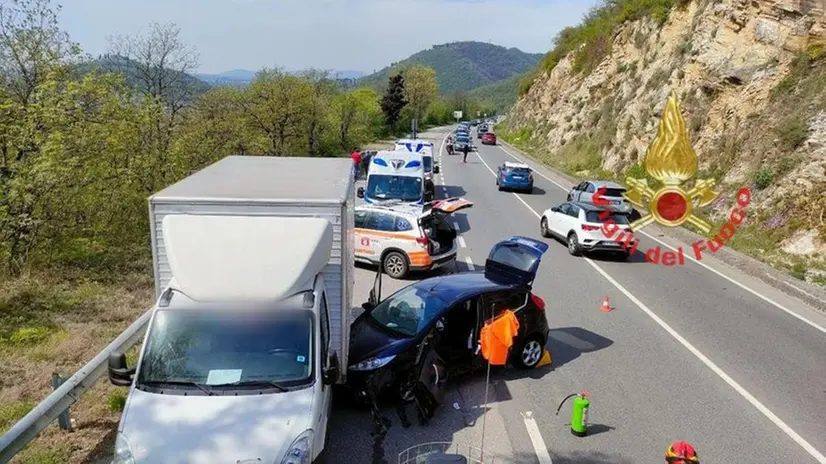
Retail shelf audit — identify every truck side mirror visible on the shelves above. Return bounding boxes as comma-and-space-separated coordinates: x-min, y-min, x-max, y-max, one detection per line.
108, 351, 135, 387
357, 187, 364, 198
323, 352, 340, 385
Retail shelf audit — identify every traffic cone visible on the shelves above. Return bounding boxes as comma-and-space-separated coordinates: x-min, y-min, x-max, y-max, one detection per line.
600, 297, 612, 312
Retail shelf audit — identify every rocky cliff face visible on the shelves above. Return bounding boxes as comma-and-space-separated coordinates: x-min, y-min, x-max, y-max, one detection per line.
507, 0, 826, 281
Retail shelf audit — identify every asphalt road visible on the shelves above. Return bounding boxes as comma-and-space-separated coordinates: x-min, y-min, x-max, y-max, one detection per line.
323, 126, 826, 464
88, 127, 826, 464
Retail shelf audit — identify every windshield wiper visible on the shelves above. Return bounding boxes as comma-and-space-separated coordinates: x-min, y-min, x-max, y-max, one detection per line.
142, 380, 214, 396
214, 380, 289, 392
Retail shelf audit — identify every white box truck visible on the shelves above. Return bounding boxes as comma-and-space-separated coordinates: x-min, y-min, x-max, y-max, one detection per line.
106, 155, 354, 464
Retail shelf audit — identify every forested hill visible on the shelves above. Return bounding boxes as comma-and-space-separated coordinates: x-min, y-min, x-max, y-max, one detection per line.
357, 41, 543, 94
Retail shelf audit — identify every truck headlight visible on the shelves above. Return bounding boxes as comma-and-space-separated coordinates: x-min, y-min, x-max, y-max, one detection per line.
348, 355, 395, 371
281, 429, 313, 464
113, 432, 136, 464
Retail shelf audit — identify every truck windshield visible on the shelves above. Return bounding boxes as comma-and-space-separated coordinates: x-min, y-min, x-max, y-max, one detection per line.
366, 174, 422, 202
369, 285, 449, 337
137, 308, 313, 390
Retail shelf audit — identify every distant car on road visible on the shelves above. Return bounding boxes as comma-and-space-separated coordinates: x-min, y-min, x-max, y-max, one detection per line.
477, 126, 488, 139
539, 201, 637, 259
481, 132, 497, 145
453, 135, 471, 154
496, 161, 533, 193
567, 180, 633, 215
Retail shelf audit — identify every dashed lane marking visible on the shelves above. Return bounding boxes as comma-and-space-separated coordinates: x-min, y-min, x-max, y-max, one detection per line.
495, 143, 826, 335
474, 148, 826, 463
457, 236, 466, 248
522, 411, 553, 464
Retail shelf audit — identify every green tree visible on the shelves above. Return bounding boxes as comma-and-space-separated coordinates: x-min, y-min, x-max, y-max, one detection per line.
335, 87, 381, 150
402, 66, 438, 122
240, 68, 314, 156
380, 72, 406, 132
301, 69, 339, 156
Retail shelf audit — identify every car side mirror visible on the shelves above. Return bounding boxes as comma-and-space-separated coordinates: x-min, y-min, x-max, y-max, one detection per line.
433, 165, 440, 174
108, 351, 135, 387
323, 352, 340, 385
551, 207, 559, 212
362, 301, 375, 312
357, 187, 364, 198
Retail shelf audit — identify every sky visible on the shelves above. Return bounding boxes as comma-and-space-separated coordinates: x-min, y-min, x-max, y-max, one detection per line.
59, 0, 601, 74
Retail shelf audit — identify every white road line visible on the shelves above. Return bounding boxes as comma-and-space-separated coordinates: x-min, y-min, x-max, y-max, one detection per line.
496, 144, 826, 334
457, 236, 466, 248
522, 412, 553, 464
464, 256, 474, 270
474, 148, 826, 463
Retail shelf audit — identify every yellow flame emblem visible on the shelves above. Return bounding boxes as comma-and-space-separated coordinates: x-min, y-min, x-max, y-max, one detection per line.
623, 91, 718, 233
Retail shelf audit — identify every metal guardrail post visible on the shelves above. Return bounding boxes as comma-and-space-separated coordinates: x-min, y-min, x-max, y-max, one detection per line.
0, 307, 154, 462
51, 374, 73, 432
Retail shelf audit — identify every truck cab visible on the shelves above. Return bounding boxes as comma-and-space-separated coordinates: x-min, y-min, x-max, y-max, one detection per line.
358, 150, 425, 205
107, 215, 343, 464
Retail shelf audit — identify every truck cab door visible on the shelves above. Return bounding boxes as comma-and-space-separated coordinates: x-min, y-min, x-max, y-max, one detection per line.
315, 289, 334, 454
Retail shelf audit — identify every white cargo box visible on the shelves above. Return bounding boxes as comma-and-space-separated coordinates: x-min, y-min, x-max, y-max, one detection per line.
148, 156, 355, 381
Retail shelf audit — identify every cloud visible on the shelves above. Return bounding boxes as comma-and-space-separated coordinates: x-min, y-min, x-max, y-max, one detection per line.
58, 0, 600, 73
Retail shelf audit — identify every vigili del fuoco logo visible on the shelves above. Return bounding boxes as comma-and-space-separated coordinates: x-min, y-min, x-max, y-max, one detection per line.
593, 90, 751, 266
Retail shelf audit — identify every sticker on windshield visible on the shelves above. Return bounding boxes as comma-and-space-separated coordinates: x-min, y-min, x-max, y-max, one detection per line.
206, 369, 242, 385
296, 355, 306, 363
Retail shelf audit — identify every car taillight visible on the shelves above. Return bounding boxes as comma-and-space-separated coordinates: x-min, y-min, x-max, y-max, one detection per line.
416, 236, 429, 247
528, 173, 533, 182
582, 224, 600, 231
531, 293, 545, 311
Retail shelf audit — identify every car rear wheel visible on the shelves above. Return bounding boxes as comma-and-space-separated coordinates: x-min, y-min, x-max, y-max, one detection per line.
567, 233, 581, 256
513, 334, 544, 369
540, 217, 551, 238
382, 251, 409, 279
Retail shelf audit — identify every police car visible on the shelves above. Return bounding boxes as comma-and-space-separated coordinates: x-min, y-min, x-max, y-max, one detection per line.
394, 139, 439, 201
354, 197, 473, 279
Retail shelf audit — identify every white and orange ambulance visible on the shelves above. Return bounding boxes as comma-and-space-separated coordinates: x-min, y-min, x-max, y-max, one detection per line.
354, 197, 473, 279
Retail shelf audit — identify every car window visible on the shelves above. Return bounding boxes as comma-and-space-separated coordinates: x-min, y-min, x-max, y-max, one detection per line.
586, 183, 596, 193
483, 291, 527, 318
557, 203, 570, 215
355, 210, 370, 228
319, 292, 330, 368
368, 212, 396, 231
567, 204, 580, 218
585, 211, 631, 224
394, 216, 414, 231
602, 188, 626, 197
369, 286, 449, 337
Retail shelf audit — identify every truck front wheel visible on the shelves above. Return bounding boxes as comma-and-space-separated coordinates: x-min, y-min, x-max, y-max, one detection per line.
382, 251, 409, 279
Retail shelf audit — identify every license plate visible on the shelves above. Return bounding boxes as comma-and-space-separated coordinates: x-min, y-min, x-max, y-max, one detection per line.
602, 242, 620, 247
512, 176, 524, 180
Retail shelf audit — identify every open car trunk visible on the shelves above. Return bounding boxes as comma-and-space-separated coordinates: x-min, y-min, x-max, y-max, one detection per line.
419, 198, 473, 256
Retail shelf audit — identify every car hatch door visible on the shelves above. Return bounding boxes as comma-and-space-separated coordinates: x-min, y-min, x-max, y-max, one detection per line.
422, 197, 474, 221
484, 236, 549, 288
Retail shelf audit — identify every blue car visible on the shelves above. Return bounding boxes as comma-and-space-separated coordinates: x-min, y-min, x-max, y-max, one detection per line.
496, 161, 534, 193
347, 237, 551, 409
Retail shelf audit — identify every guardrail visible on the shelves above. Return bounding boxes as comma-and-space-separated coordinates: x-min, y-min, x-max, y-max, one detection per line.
0, 308, 154, 463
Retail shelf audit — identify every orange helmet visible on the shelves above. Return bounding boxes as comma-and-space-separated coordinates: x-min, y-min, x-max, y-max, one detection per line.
666, 441, 699, 463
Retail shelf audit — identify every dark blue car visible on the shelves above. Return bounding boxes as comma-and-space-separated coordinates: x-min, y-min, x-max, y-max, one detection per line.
347, 237, 551, 406
496, 161, 534, 193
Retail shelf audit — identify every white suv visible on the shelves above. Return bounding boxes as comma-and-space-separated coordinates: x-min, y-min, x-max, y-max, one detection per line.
539, 201, 637, 259
354, 198, 473, 278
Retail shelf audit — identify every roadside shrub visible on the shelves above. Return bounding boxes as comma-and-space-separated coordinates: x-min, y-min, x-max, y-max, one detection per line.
753, 167, 773, 190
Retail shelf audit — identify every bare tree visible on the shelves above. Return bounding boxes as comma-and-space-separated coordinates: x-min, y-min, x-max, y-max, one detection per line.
0, 0, 79, 105
107, 22, 199, 118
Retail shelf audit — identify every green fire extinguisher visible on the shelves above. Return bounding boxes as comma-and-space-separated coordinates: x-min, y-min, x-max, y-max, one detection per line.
555, 392, 590, 437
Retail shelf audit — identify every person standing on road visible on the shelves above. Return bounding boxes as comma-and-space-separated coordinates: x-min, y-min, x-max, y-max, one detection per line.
351, 149, 361, 181
462, 142, 470, 163
665, 441, 699, 463
361, 151, 371, 177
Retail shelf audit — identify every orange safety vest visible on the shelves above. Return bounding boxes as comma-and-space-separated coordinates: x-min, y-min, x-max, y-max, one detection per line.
480, 310, 520, 365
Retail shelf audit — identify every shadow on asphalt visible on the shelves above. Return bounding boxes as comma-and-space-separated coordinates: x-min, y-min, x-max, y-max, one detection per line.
441, 185, 467, 198
452, 213, 471, 233
78, 420, 118, 463
587, 249, 648, 264
544, 326, 614, 372
542, 451, 634, 464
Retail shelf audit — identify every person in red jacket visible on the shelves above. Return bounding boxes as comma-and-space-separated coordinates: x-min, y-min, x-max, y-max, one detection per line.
350, 149, 361, 181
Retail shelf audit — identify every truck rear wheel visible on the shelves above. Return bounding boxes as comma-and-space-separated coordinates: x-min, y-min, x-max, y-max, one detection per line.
382, 251, 409, 279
